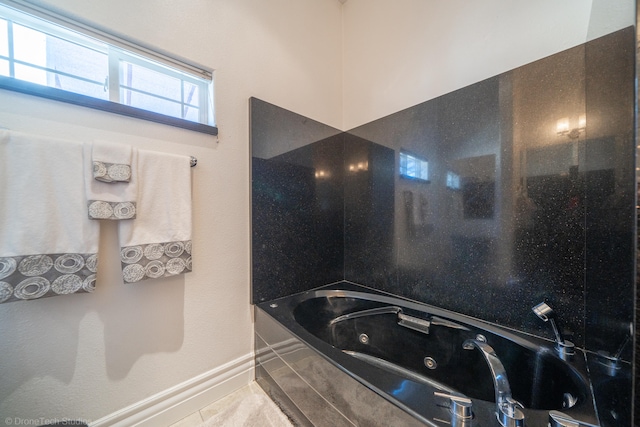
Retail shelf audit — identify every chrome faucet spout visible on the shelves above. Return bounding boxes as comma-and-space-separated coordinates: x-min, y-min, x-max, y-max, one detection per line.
462, 339, 512, 406
463, 339, 525, 427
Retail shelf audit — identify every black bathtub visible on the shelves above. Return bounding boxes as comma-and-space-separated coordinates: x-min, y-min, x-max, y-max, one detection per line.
254, 282, 600, 426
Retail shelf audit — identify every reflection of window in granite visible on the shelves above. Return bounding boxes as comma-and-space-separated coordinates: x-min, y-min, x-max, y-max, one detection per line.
462, 178, 495, 219
399, 151, 429, 182
446, 171, 461, 190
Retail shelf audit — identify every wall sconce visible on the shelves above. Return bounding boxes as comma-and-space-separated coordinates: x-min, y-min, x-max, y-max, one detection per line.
347, 161, 369, 172
315, 170, 330, 179
557, 115, 586, 139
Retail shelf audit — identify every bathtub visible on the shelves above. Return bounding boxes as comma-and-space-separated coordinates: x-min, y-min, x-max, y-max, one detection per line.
254, 282, 600, 427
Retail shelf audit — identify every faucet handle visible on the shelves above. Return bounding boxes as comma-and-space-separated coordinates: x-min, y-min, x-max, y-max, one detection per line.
502, 396, 525, 417
498, 397, 525, 427
505, 397, 524, 409
548, 410, 600, 427
434, 391, 473, 420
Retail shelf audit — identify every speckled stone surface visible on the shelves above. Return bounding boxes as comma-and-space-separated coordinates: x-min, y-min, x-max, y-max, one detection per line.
251, 98, 344, 303
251, 27, 635, 426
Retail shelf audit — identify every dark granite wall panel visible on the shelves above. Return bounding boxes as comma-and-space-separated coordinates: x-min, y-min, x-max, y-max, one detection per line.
251, 98, 344, 303
341, 30, 635, 356
581, 21, 635, 427
636, 4, 639, 425
251, 27, 635, 426
583, 27, 636, 361
343, 133, 396, 287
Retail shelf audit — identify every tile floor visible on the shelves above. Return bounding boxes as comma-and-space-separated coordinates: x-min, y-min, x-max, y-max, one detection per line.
168, 381, 294, 427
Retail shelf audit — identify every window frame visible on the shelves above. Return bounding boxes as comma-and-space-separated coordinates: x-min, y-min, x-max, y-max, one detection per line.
113, 48, 211, 126
0, 1, 217, 136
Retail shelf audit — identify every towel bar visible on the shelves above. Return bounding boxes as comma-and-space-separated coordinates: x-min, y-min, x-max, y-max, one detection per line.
0, 126, 198, 167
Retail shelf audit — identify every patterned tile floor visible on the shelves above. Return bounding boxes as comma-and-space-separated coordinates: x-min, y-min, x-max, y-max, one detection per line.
168, 381, 293, 427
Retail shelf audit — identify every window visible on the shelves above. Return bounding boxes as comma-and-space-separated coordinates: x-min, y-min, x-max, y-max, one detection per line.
399, 150, 429, 182
0, 2, 215, 134
446, 171, 461, 189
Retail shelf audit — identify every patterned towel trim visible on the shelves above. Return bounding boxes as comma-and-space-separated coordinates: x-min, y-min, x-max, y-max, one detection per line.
93, 160, 131, 183
121, 240, 192, 283
0, 253, 98, 304
88, 200, 136, 220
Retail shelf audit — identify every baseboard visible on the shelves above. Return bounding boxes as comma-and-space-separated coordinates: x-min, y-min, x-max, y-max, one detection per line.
90, 353, 255, 427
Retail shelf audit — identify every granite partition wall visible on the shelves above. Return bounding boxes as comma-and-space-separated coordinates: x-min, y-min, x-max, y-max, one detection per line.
250, 99, 396, 303
583, 26, 636, 358
251, 98, 345, 303
343, 28, 635, 357
343, 133, 396, 285
251, 28, 635, 359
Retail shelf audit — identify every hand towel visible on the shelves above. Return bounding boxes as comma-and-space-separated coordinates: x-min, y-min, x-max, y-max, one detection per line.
84, 143, 138, 220
117, 149, 192, 283
0, 130, 100, 304
92, 140, 132, 183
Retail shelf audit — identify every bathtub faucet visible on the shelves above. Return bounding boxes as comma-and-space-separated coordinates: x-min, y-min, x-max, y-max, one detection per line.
462, 339, 525, 427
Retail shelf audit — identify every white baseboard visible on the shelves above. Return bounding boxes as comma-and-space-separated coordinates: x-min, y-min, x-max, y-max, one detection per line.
90, 353, 255, 427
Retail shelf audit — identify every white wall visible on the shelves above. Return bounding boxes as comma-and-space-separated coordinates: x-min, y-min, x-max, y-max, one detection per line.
0, 0, 342, 423
341, 0, 634, 130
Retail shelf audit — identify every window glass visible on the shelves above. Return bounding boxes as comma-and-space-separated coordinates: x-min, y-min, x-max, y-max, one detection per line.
0, 19, 8, 57
121, 61, 181, 101
122, 88, 182, 118
183, 105, 200, 122
12, 23, 108, 97
183, 81, 200, 107
46, 36, 108, 84
14, 62, 45, 85
13, 24, 46, 66
0, 59, 8, 76
52, 70, 107, 98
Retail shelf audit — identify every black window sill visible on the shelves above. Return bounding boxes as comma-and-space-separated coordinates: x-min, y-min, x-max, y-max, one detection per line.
0, 75, 218, 136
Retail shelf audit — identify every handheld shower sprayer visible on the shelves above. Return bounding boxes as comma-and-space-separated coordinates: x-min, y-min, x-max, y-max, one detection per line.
596, 321, 633, 376
532, 302, 564, 343
532, 301, 575, 359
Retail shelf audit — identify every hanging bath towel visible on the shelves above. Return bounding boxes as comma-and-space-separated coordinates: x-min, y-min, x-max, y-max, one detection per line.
84, 142, 138, 220
117, 149, 193, 283
0, 130, 100, 303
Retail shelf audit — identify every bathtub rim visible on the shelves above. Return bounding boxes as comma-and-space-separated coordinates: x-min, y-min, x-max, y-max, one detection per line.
255, 280, 601, 426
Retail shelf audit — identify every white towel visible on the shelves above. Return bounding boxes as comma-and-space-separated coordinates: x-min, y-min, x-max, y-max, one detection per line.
84, 143, 138, 220
0, 130, 100, 304
92, 140, 132, 183
117, 149, 192, 283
